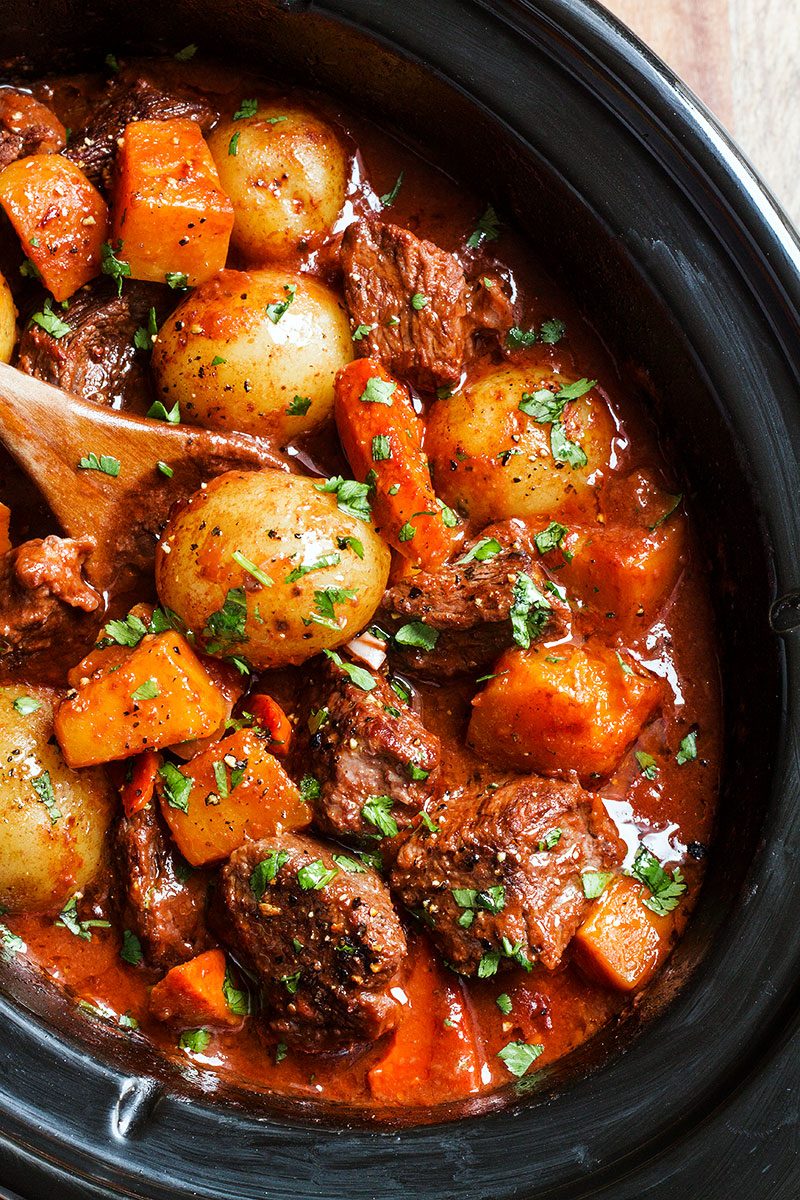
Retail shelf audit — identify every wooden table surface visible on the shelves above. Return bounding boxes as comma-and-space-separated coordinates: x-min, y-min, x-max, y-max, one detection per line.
602, 0, 800, 228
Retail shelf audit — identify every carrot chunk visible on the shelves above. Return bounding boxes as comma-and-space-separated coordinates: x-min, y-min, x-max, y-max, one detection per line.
247, 693, 292, 756
0, 153, 108, 301
149, 949, 241, 1027
369, 936, 482, 1103
334, 358, 458, 570
120, 749, 161, 818
0, 501, 11, 555
573, 875, 674, 991
112, 118, 234, 287
157, 728, 309, 866
54, 632, 229, 768
468, 642, 662, 780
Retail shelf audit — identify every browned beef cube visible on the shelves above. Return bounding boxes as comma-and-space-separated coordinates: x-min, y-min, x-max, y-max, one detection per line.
214, 833, 407, 1050
391, 775, 622, 973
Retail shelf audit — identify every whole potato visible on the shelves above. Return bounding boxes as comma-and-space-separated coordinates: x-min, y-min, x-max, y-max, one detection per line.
0, 688, 113, 914
0, 270, 17, 363
151, 268, 353, 441
156, 469, 391, 668
207, 101, 348, 262
425, 360, 615, 527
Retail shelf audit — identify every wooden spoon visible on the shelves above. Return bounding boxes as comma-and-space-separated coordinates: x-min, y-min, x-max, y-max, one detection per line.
0, 361, 286, 590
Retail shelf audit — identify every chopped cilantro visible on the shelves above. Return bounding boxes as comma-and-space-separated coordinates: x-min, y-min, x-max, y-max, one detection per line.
222, 965, 250, 1015
30, 298, 70, 339
13, 696, 40, 716
174, 42, 198, 60
538, 828, 562, 852
233, 98, 258, 120
635, 750, 659, 780
371, 435, 391, 461
299, 774, 321, 802
466, 204, 500, 249
100, 241, 131, 296
133, 306, 158, 350
380, 171, 404, 207
179, 1028, 210, 1053
676, 731, 698, 765
56, 895, 111, 940
540, 317, 566, 344
394, 621, 439, 651
323, 649, 375, 692
509, 573, 551, 648
458, 536, 501, 564
314, 476, 372, 522
630, 846, 686, 916
285, 552, 340, 583
165, 271, 189, 290
297, 860, 338, 890
120, 929, 143, 965
550, 420, 588, 469
147, 398, 181, 424
581, 870, 612, 900
496, 993, 512, 1015
352, 323, 375, 341
333, 853, 367, 874
362, 793, 398, 838
232, 550, 272, 588
534, 522, 569, 555
411, 292, 429, 310
360, 376, 396, 405
32, 771, 61, 824
286, 394, 312, 416
281, 970, 301, 995
202, 587, 248, 653
498, 1040, 543, 1077
159, 762, 192, 813
131, 678, 160, 702
78, 452, 120, 476
407, 762, 430, 782
250, 849, 289, 899
265, 283, 297, 324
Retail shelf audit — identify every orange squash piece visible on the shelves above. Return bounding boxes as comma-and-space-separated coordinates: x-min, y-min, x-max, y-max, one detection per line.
573, 875, 674, 991
0, 501, 11, 555
545, 520, 685, 633
112, 118, 234, 286
55, 632, 229, 768
468, 641, 662, 780
149, 949, 241, 1027
247, 693, 292, 757
0, 153, 108, 301
157, 728, 309, 866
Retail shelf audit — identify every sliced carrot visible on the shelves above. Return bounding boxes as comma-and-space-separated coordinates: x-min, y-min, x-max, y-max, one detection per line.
247, 693, 292, 756
369, 936, 482, 1104
334, 357, 458, 570
112, 118, 234, 287
157, 728, 309, 866
149, 949, 241, 1027
120, 750, 161, 818
55, 633, 229, 768
0, 154, 108, 301
573, 875, 674, 991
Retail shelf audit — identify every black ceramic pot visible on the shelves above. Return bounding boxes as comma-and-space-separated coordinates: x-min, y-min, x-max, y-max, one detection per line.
0, 2, 799, 1197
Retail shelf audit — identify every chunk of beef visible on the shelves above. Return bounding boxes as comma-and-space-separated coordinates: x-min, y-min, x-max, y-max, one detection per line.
65, 75, 217, 190
214, 833, 406, 1050
295, 660, 441, 841
17, 280, 171, 412
0, 89, 65, 168
341, 219, 511, 390
382, 519, 569, 677
115, 802, 209, 971
391, 775, 622, 973
0, 535, 101, 657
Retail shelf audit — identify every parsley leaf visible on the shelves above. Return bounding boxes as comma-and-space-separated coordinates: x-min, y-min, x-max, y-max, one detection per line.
13, 696, 41, 715
32, 771, 61, 824
222, 965, 250, 1015
100, 241, 131, 297
285, 552, 341, 583
202, 587, 248, 653
550, 421, 588, 469
676, 731, 698, 765
581, 870, 612, 900
147, 398, 181, 424
133, 306, 158, 350
394, 621, 439, 651
323, 648, 376, 691
371, 435, 391, 461
174, 42, 198, 60
630, 846, 686, 916
540, 317, 566, 344
333, 853, 367, 874
233, 98, 258, 120
297, 859, 338, 890
362, 793, 398, 838
232, 550, 273, 588
534, 522, 569, 555
314, 476, 372, 523
360, 376, 396, 405
131, 677, 160, 702
0, 923, 26, 961
498, 1040, 543, 1077
56, 895, 111, 940
158, 762, 192, 812
265, 283, 297, 324
286, 394, 312, 416
120, 929, 143, 965
78, 452, 120, 477
509, 573, 551, 648
179, 1028, 210, 1053
165, 271, 189, 290
537, 828, 562, 852
506, 326, 538, 348
250, 849, 289, 899
466, 204, 500, 249
100, 612, 149, 647
380, 171, 404, 207
458, 536, 501, 564
635, 750, 659, 780
299, 774, 321, 802
410, 292, 429, 310
337, 535, 365, 559
30, 297, 70, 339
496, 993, 512, 1014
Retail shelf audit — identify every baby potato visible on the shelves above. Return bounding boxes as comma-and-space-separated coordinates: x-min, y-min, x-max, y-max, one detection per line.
425, 360, 615, 527
0, 270, 17, 362
207, 101, 348, 262
151, 267, 353, 441
155, 469, 391, 668
0, 688, 113, 914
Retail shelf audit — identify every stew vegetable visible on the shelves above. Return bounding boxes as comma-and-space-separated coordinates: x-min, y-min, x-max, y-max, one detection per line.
0, 54, 720, 1110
